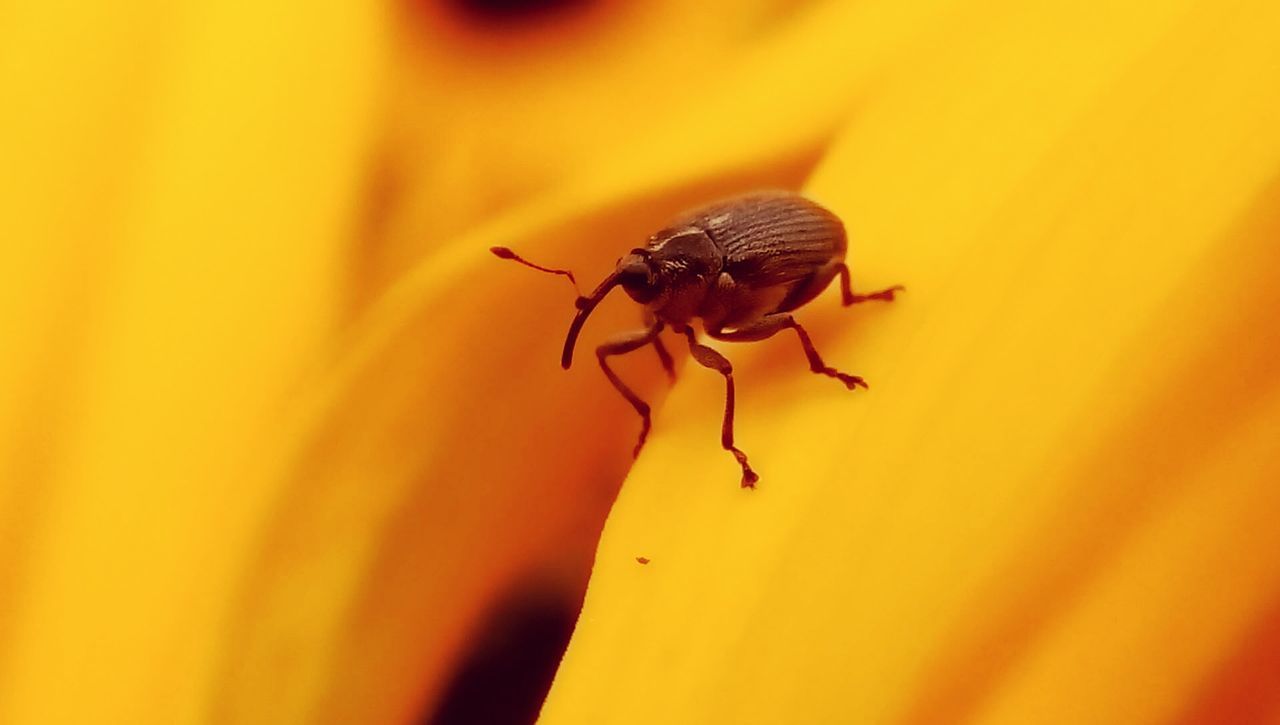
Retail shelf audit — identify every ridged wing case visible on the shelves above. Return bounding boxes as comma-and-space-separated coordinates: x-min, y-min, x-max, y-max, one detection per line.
678, 192, 847, 288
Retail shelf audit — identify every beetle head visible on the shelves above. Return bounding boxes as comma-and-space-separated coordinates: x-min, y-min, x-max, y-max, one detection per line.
560, 228, 722, 369
560, 249, 662, 369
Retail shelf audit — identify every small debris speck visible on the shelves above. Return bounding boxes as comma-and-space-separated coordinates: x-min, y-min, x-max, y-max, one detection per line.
635, 557, 650, 565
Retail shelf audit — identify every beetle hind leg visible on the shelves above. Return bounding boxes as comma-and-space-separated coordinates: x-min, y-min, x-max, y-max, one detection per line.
710, 314, 867, 391
835, 262, 903, 306
681, 329, 759, 488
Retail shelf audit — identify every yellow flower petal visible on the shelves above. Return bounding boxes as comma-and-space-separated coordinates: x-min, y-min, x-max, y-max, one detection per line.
5, 0, 1279, 722
0, 1, 384, 722
209, 3, 958, 722
542, 1, 1280, 723
360, 0, 816, 301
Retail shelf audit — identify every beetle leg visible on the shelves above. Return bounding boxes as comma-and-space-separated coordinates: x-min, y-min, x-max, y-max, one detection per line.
709, 314, 868, 390
642, 310, 677, 382
597, 322, 665, 457
835, 263, 904, 306
651, 335, 676, 383
680, 328, 758, 488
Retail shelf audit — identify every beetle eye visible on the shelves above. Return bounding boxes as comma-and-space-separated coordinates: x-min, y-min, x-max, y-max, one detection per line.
617, 254, 657, 302
619, 259, 649, 283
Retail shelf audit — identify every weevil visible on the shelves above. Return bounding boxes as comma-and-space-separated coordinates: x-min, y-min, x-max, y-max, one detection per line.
491, 191, 901, 488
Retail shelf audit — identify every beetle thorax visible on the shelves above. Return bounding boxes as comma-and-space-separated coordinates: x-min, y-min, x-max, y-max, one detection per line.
618, 227, 722, 323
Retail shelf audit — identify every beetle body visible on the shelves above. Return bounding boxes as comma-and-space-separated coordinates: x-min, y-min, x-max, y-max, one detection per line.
492, 190, 900, 488
625, 192, 847, 331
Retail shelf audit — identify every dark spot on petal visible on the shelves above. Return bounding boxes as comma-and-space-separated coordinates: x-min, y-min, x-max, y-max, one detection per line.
424, 587, 578, 725
448, 0, 592, 23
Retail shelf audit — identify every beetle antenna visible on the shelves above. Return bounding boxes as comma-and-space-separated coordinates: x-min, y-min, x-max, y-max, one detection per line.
490, 246, 583, 297
562, 270, 622, 369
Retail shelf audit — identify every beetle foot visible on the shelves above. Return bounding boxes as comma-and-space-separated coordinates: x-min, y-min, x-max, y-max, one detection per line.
821, 369, 867, 390
632, 413, 651, 458
729, 446, 758, 489
846, 285, 904, 305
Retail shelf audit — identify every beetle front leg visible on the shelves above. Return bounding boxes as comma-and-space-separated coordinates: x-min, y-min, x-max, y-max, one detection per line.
680, 328, 758, 488
835, 263, 903, 306
596, 322, 665, 457
642, 309, 677, 383
709, 314, 867, 390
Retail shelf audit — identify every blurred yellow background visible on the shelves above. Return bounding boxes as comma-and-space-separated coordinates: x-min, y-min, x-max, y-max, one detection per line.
2, 0, 1278, 723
